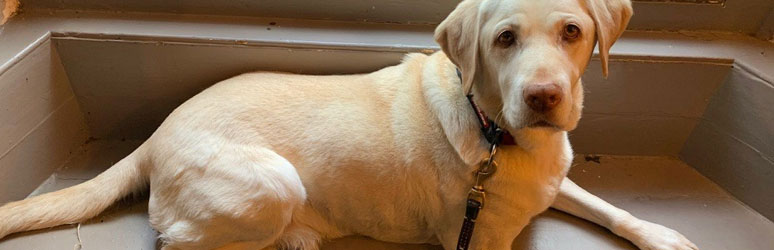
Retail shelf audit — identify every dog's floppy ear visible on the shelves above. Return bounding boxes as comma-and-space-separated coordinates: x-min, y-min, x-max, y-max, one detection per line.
585, 0, 633, 77
435, 0, 482, 94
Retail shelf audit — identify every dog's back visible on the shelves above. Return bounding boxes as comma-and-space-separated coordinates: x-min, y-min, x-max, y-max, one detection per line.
0, 53, 452, 246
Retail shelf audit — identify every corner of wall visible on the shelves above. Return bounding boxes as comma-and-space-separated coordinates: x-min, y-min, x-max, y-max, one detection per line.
679, 65, 774, 220
0, 38, 90, 203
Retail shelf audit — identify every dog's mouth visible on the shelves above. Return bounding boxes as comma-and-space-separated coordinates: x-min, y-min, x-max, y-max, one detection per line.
503, 112, 564, 131
527, 119, 559, 129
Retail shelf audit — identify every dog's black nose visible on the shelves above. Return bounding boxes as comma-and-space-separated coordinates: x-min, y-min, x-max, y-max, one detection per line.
523, 83, 562, 113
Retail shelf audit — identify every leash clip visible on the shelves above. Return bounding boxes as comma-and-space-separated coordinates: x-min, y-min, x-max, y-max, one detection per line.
468, 143, 498, 208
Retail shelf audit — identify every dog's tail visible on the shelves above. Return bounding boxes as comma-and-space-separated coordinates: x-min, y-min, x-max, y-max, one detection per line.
0, 146, 148, 239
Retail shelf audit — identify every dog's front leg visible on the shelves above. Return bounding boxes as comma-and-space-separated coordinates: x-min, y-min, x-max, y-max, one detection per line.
551, 177, 698, 250
470, 209, 529, 250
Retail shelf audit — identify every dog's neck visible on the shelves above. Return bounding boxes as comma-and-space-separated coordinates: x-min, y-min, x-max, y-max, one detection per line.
420, 52, 568, 168
419, 52, 490, 167
455, 68, 517, 146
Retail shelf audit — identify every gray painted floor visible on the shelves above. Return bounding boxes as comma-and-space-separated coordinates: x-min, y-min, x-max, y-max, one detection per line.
0, 140, 772, 250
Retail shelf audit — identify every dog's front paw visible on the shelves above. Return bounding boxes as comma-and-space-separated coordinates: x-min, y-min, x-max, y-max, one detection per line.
614, 217, 698, 250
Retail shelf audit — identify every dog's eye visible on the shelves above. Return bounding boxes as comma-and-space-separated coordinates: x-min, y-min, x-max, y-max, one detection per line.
563, 24, 581, 40
497, 31, 515, 46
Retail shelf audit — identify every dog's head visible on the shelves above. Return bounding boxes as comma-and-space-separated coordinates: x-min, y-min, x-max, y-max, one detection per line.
435, 0, 632, 132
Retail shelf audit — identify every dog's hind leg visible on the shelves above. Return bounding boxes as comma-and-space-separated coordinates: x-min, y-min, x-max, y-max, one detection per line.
149, 144, 308, 250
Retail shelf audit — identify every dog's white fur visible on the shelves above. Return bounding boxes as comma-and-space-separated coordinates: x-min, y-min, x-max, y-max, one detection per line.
0, 0, 698, 249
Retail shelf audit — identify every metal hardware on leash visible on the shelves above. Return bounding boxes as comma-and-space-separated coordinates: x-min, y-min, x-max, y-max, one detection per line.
468, 143, 498, 208
456, 143, 499, 250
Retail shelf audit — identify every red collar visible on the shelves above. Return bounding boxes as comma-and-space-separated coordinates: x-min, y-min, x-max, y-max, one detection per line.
457, 68, 516, 146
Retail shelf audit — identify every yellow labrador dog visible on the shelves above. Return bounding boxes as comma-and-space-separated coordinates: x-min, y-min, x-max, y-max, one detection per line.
0, 0, 698, 249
